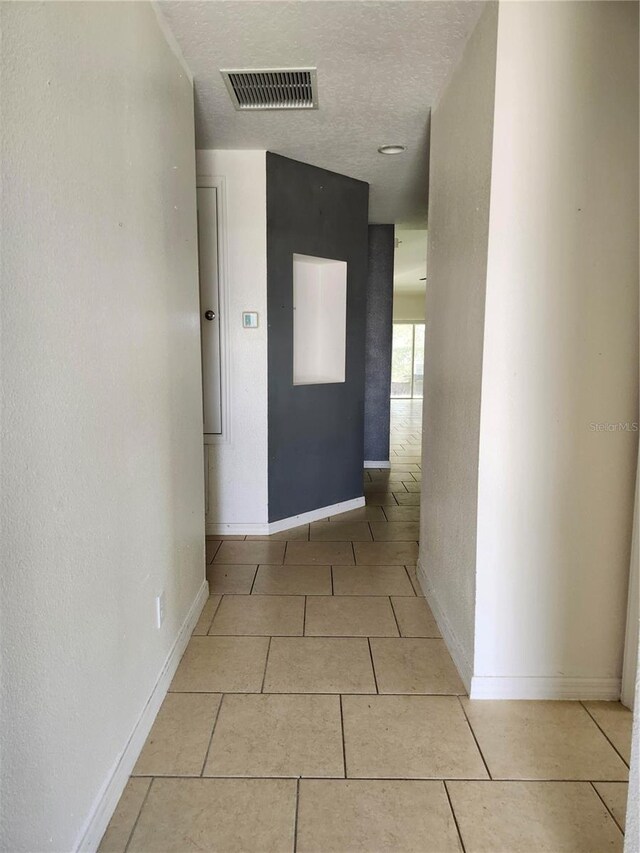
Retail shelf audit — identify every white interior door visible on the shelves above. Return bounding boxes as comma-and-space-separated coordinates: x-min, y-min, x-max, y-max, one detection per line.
197, 186, 222, 434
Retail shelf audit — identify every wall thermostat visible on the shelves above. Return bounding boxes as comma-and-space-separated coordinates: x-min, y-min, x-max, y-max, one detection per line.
242, 312, 259, 328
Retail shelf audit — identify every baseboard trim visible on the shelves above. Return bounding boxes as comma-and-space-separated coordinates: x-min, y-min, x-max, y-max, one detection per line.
417, 558, 472, 692
470, 676, 622, 700
364, 460, 391, 469
268, 496, 366, 533
206, 521, 270, 535
76, 579, 209, 852
206, 497, 367, 536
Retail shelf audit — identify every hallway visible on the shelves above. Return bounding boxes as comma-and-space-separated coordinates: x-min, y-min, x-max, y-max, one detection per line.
99, 401, 632, 852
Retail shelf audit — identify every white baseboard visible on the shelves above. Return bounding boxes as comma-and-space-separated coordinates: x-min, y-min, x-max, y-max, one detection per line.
470, 676, 622, 700
206, 496, 366, 536
268, 496, 366, 533
76, 579, 209, 852
206, 521, 270, 535
364, 460, 391, 469
417, 559, 472, 692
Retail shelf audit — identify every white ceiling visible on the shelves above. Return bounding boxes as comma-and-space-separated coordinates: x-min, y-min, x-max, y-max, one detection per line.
159, 1, 484, 226
394, 228, 428, 292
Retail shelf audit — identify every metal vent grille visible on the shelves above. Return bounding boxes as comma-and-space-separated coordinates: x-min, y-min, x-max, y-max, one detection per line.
221, 68, 318, 111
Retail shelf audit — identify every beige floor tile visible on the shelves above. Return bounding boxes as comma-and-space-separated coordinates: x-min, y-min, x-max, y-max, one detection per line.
365, 493, 399, 506
370, 521, 420, 541
98, 778, 151, 853
209, 594, 304, 636
214, 541, 285, 564
461, 700, 629, 780
128, 778, 296, 853
206, 564, 257, 594
333, 565, 415, 596
447, 781, 623, 853
583, 701, 633, 763
593, 782, 628, 831
205, 539, 220, 564
264, 637, 376, 693
285, 541, 354, 565
365, 482, 406, 495
383, 505, 421, 522
170, 636, 269, 693
393, 491, 421, 506
354, 541, 419, 565
305, 596, 399, 637
391, 596, 440, 636
133, 693, 221, 776
252, 564, 331, 596
246, 525, 309, 541
328, 505, 387, 522
310, 521, 372, 541
368, 471, 412, 483
402, 481, 422, 492
192, 595, 222, 635
390, 463, 421, 472
204, 694, 343, 778
342, 695, 487, 779
371, 638, 465, 694
206, 534, 247, 540
297, 780, 463, 853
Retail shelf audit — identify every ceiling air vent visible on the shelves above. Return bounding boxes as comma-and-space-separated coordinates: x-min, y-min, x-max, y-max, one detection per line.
221, 68, 318, 111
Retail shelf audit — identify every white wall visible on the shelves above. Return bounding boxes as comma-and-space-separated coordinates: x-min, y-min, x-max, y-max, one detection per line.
473, 0, 638, 698
418, 3, 499, 686
196, 150, 269, 532
0, 4, 205, 850
393, 289, 426, 323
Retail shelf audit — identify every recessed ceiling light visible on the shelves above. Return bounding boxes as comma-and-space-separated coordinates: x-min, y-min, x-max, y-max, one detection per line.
378, 144, 406, 155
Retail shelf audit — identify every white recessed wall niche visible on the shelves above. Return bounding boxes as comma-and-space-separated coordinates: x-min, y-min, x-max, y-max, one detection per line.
293, 253, 347, 385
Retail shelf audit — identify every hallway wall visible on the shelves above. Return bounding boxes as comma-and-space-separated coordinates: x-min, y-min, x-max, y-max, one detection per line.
1, 4, 205, 850
364, 224, 395, 465
474, 0, 638, 697
419, 2, 499, 685
196, 150, 269, 532
266, 153, 369, 523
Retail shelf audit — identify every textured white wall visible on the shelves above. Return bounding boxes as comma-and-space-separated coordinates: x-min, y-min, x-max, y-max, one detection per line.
418, 3, 499, 686
474, 0, 638, 694
196, 150, 269, 531
0, 4, 205, 850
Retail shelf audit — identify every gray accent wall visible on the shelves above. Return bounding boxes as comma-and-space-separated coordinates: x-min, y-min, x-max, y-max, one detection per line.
364, 224, 394, 462
266, 152, 369, 523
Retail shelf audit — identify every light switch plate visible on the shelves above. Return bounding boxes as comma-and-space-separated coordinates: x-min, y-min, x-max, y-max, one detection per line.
242, 311, 259, 328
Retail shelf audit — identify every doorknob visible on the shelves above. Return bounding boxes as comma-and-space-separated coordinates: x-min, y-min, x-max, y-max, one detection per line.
204, 310, 216, 321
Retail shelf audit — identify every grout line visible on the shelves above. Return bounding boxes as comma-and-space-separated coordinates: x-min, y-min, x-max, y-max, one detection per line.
126, 772, 627, 782
580, 702, 630, 768
456, 696, 492, 780
401, 565, 417, 596
330, 566, 335, 595
339, 694, 347, 778
293, 776, 301, 852
443, 781, 468, 853
350, 540, 357, 566
590, 781, 626, 835
199, 694, 225, 776
123, 777, 154, 853
389, 596, 403, 636
247, 565, 259, 595
204, 595, 224, 634
260, 637, 272, 693
302, 596, 307, 636
367, 637, 379, 693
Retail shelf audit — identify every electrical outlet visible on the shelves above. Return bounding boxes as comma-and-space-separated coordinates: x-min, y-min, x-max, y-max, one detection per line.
155, 592, 166, 629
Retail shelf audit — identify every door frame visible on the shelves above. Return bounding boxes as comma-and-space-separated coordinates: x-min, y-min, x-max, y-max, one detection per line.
196, 174, 231, 446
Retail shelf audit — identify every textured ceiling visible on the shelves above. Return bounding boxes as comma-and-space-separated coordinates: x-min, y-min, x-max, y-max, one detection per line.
159, 1, 484, 226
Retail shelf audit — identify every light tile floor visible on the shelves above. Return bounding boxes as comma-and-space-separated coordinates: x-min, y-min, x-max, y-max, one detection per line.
100, 399, 632, 852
